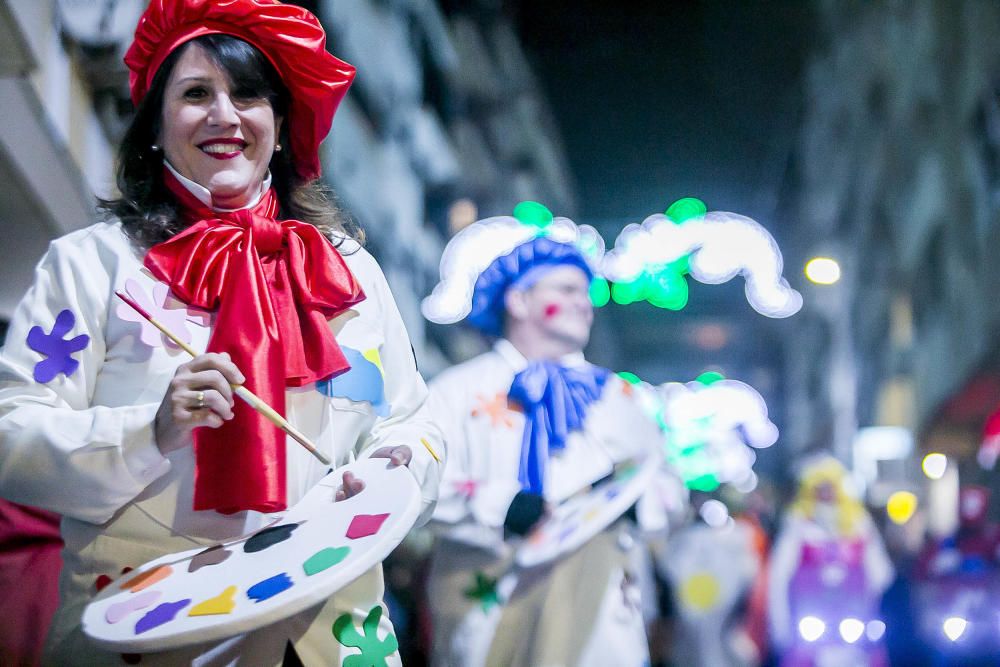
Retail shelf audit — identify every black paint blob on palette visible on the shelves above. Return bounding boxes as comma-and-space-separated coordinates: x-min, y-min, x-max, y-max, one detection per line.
243, 523, 300, 553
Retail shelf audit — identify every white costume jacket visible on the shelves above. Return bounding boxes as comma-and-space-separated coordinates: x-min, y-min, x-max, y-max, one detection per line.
0, 219, 443, 666
426, 340, 660, 667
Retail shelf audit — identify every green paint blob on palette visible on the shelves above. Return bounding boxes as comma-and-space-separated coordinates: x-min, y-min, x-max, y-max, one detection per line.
303, 546, 350, 576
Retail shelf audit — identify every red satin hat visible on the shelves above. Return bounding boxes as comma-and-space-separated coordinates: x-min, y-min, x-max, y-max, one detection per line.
125, 0, 355, 181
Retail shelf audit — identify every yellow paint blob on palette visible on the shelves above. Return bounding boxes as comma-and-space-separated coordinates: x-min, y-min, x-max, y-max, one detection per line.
188, 586, 238, 617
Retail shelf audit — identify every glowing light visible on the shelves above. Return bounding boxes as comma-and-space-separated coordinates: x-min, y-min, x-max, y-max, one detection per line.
513, 200, 553, 228
695, 371, 724, 386
699, 499, 729, 528
617, 371, 642, 385
447, 198, 478, 234
602, 209, 801, 318
657, 376, 778, 491
942, 616, 967, 641
805, 257, 841, 285
589, 277, 611, 307
798, 616, 826, 642
666, 197, 707, 224
865, 620, 886, 641
423, 208, 605, 325
886, 491, 918, 525
922, 453, 948, 480
839, 618, 865, 644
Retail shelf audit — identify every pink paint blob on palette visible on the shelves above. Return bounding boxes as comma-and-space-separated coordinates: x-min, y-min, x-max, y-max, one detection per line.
82, 458, 422, 652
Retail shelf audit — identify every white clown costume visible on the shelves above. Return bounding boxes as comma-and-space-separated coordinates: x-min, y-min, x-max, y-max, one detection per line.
0, 214, 443, 665
421, 203, 661, 667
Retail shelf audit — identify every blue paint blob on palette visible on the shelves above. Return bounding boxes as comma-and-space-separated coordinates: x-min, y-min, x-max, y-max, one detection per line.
135, 600, 191, 634
316, 346, 389, 416
247, 573, 293, 603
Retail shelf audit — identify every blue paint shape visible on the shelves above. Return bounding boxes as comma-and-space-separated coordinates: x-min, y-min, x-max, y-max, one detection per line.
134, 599, 191, 634
605, 486, 621, 501
316, 347, 389, 417
26, 309, 90, 382
247, 573, 293, 603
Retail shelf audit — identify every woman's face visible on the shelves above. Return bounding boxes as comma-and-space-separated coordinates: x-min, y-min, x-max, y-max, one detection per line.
159, 43, 282, 209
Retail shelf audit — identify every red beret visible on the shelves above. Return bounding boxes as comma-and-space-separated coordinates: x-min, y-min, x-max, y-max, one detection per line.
125, 0, 355, 181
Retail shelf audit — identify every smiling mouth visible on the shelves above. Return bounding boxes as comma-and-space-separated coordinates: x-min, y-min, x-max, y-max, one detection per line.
198, 140, 247, 159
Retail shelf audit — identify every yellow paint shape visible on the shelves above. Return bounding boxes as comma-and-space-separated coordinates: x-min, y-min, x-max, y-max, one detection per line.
121, 565, 173, 593
189, 585, 238, 616
362, 348, 384, 376
679, 572, 721, 612
583, 507, 602, 522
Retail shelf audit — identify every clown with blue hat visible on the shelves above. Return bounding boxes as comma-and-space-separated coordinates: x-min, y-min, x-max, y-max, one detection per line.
422, 203, 663, 667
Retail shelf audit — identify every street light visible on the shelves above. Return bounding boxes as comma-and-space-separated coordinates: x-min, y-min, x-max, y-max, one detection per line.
805, 257, 842, 285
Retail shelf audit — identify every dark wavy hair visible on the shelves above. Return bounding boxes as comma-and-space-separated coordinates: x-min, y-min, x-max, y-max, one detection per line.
101, 34, 361, 248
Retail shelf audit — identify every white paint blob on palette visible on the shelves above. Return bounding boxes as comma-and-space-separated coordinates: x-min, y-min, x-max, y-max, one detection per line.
516, 456, 659, 569
82, 458, 420, 652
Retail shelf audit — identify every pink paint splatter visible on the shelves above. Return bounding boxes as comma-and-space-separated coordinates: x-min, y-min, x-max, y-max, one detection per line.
346, 513, 390, 539
116, 279, 196, 349
453, 480, 478, 499
106, 590, 162, 624
543, 304, 560, 318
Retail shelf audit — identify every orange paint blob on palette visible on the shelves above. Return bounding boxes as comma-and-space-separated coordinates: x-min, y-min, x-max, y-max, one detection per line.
121, 565, 173, 593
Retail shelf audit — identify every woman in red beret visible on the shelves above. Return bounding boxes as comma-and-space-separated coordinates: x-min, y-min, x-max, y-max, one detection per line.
0, 1, 443, 663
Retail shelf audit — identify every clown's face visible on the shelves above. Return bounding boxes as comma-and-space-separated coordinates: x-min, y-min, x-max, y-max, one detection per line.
516, 265, 594, 351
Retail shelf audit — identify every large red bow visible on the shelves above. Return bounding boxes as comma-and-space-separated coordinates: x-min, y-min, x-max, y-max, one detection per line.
145, 173, 365, 513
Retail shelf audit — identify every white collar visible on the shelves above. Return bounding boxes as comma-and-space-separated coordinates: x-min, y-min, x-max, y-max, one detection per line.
164, 160, 272, 212
493, 338, 587, 371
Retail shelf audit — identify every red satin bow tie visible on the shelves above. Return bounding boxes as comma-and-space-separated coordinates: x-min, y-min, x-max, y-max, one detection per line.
144, 171, 365, 513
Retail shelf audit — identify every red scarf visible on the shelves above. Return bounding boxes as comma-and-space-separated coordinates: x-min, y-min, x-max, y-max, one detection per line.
145, 172, 365, 513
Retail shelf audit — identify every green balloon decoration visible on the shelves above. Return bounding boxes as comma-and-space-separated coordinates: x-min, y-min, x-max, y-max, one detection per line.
513, 201, 554, 228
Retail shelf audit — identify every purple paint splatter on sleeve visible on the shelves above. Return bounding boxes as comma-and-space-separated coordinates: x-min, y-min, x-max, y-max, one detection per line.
26, 309, 89, 382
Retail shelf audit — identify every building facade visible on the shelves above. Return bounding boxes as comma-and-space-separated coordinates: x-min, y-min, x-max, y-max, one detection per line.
784, 1, 1000, 500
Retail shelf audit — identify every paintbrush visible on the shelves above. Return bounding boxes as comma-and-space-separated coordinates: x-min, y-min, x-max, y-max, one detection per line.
115, 290, 331, 466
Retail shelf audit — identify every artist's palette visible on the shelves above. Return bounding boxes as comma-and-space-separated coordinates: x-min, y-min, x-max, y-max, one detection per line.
515, 456, 659, 569
82, 458, 420, 652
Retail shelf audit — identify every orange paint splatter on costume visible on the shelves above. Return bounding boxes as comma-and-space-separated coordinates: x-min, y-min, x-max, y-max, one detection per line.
472, 392, 519, 428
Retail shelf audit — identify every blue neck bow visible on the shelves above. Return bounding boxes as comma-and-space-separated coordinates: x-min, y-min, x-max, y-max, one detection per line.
507, 360, 611, 495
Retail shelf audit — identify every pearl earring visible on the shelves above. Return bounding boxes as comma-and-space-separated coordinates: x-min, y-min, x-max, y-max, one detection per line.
151, 144, 161, 152
274, 144, 282, 152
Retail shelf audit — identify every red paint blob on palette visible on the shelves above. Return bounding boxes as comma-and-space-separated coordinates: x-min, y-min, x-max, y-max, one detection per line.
346, 513, 390, 539
543, 304, 560, 318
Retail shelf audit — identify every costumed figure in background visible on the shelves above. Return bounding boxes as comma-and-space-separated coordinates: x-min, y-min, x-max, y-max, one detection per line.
658, 495, 761, 667
0, 1, 443, 663
421, 203, 662, 667
913, 485, 1000, 664
768, 456, 893, 667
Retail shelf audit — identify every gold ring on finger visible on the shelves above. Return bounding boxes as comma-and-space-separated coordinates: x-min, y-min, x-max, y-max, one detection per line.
194, 390, 205, 410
